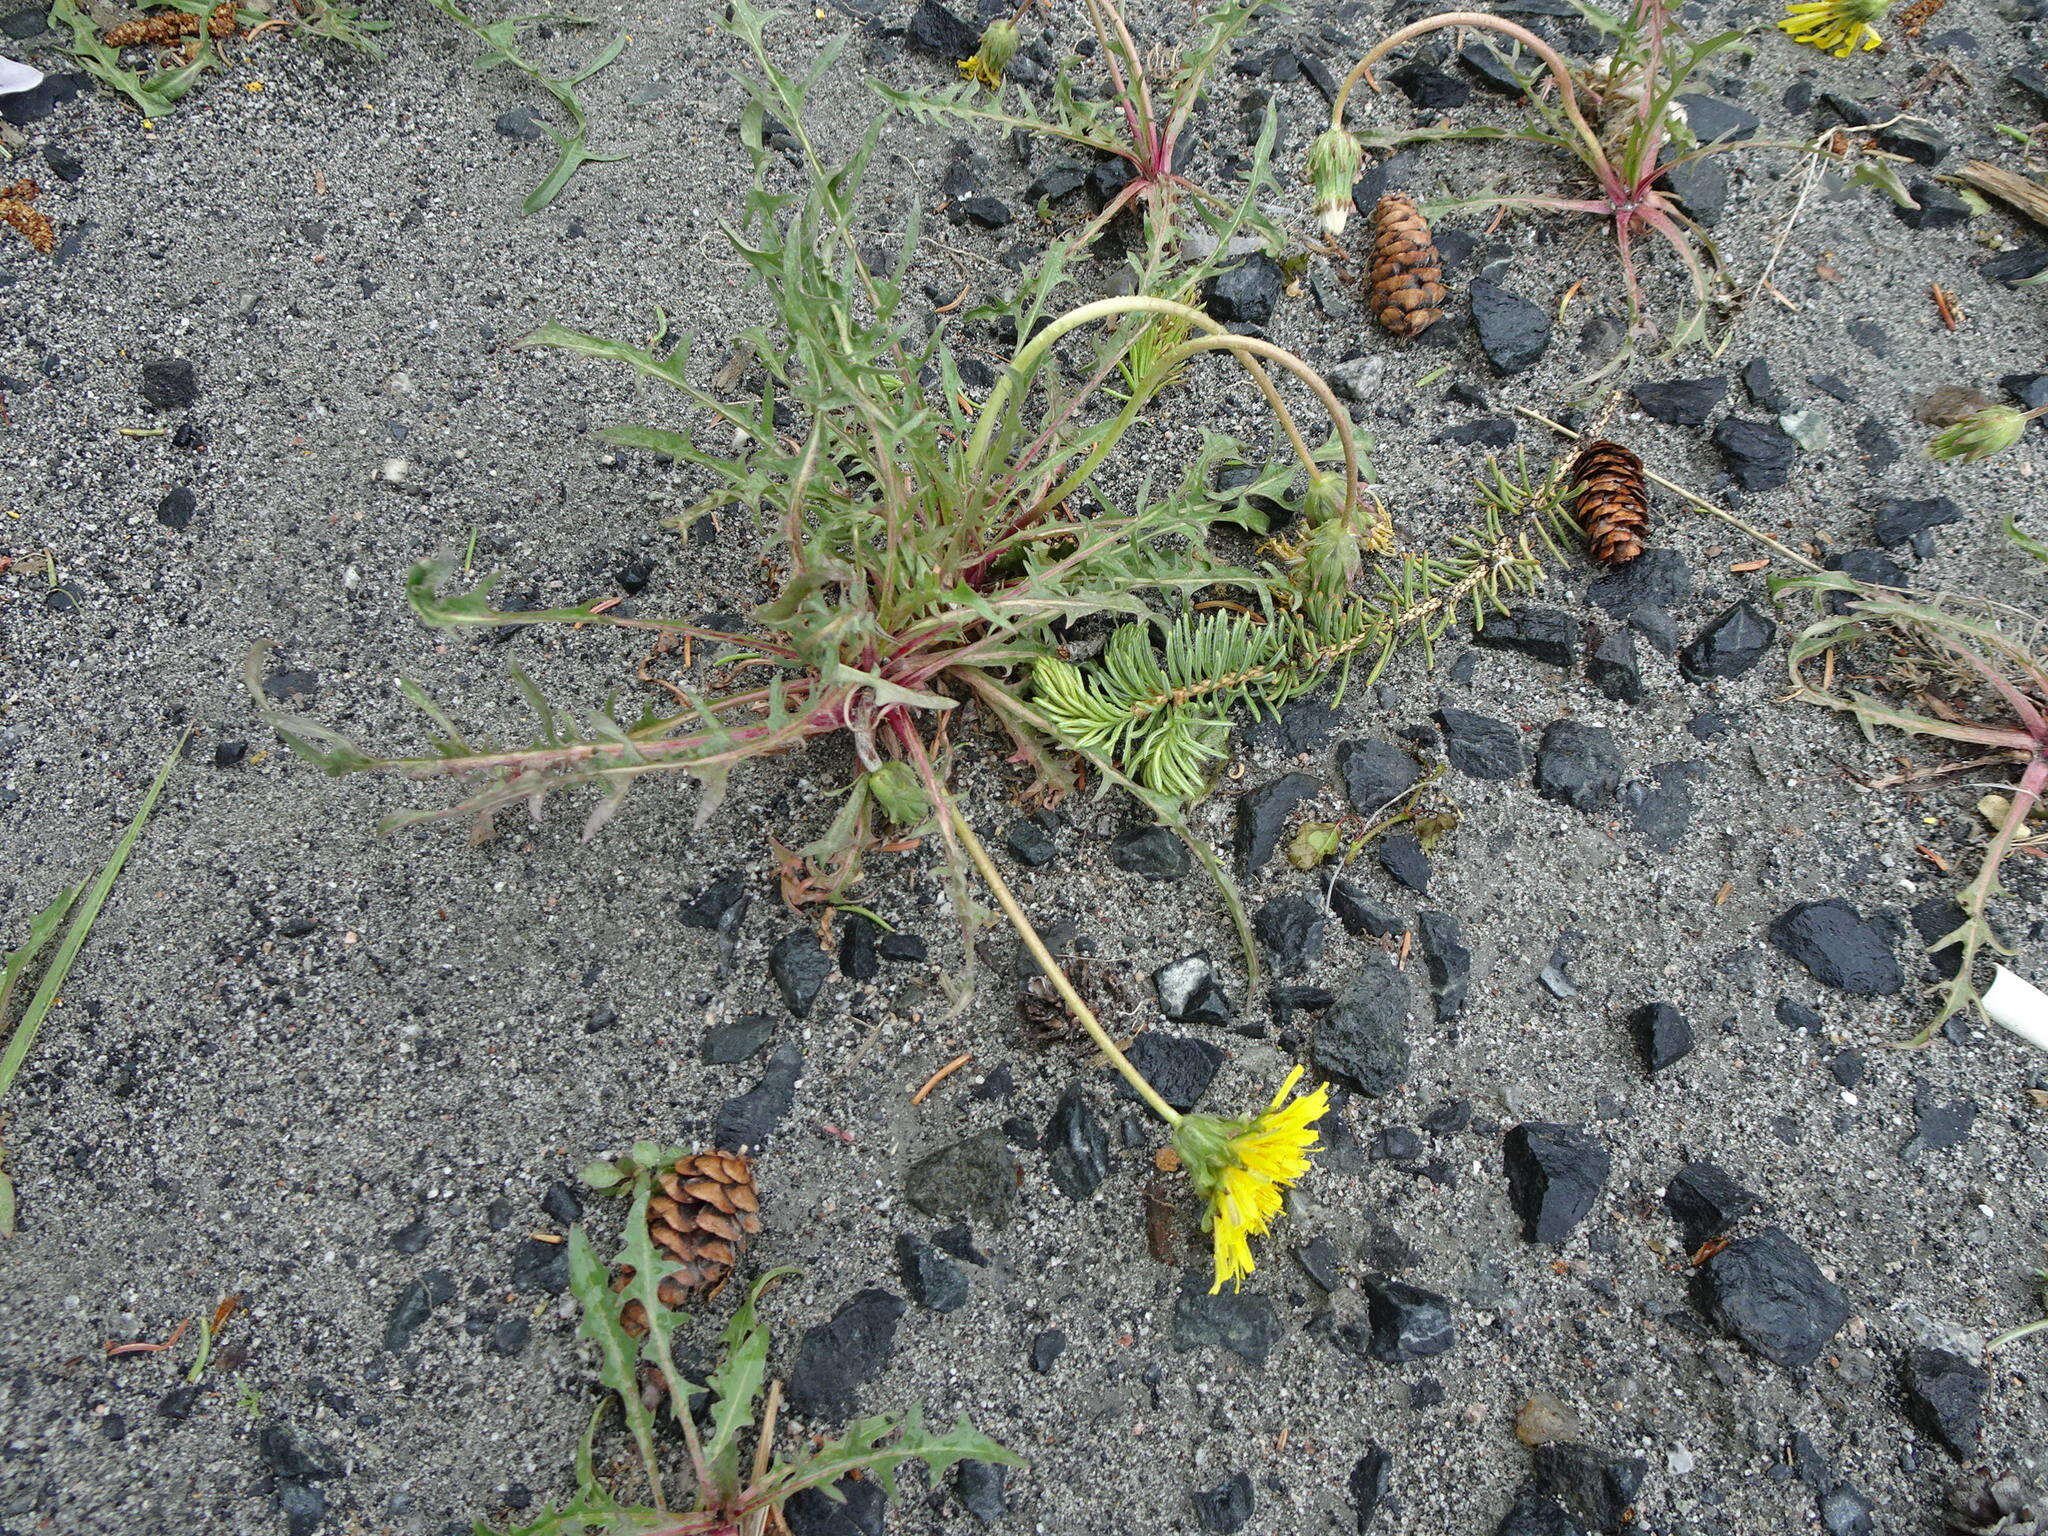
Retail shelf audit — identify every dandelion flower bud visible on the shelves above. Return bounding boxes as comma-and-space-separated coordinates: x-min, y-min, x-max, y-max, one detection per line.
959, 19, 1019, 89
1306, 126, 1363, 239
1929, 405, 2030, 464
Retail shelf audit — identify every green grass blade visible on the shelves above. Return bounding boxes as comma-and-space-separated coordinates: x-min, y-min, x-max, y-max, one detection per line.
0, 734, 183, 1104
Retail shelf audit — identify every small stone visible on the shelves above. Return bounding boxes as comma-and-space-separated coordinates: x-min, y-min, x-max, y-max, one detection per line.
906, 1132, 1018, 1228
896, 1232, 969, 1312
1350, 1444, 1392, 1532
1004, 817, 1057, 867
1371, 1125, 1424, 1161
1535, 722, 1621, 812
1153, 952, 1235, 1026
1872, 495, 1962, 549
1337, 739, 1420, 814
1694, 1226, 1848, 1368
1679, 94, 1757, 143
1679, 600, 1775, 682
1172, 1273, 1281, 1364
1893, 180, 1971, 229
1902, 1345, 1987, 1458
1629, 1002, 1694, 1073
383, 1278, 437, 1352
1983, 246, 2048, 287
1474, 605, 1577, 667
1515, 1392, 1583, 1447
1192, 1470, 1255, 1534
539, 1182, 584, 1224
679, 873, 750, 933
1827, 1051, 1864, 1088
769, 931, 832, 1017
1777, 998, 1824, 1033
276, 1481, 326, 1536
1496, 1485, 1591, 1536
1025, 163, 1087, 203
259, 1424, 339, 1483
1663, 156, 1727, 225
954, 1459, 1008, 1525
951, 195, 1011, 230
1633, 376, 1727, 426
1439, 416, 1518, 448
1236, 773, 1321, 874
1769, 900, 1902, 995
1818, 1486, 1874, 1536
1621, 761, 1698, 853
1378, 833, 1431, 894
1587, 630, 1642, 705
1534, 1442, 1649, 1533
1391, 59, 1469, 108
1254, 894, 1327, 976
838, 914, 880, 980
1119, 1034, 1222, 1112
701, 1014, 776, 1065
1316, 966, 1411, 1096
158, 1385, 202, 1419
1504, 1122, 1610, 1244
1471, 280, 1552, 373
713, 1043, 802, 1151
1663, 1161, 1762, 1250
0, 72, 87, 127
488, 1314, 530, 1356
1044, 1081, 1112, 1199
1712, 417, 1799, 491
1824, 548, 1905, 602
1853, 418, 1900, 472
1328, 879, 1404, 940
511, 1236, 570, 1295
1874, 121, 1948, 166
1588, 547, 1690, 617
495, 105, 545, 141
787, 1476, 886, 1536
1416, 910, 1470, 1022
155, 487, 198, 530
785, 1289, 906, 1423
139, 357, 199, 410
1437, 707, 1525, 779
1358, 1274, 1456, 1362
1909, 1089, 1977, 1153
1112, 824, 1189, 880
1203, 254, 1283, 326
1297, 1234, 1344, 1291
389, 1216, 431, 1255
904, 0, 978, 59
878, 932, 927, 964
1457, 40, 1524, 93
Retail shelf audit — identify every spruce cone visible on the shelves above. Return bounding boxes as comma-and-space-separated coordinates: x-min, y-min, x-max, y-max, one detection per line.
0, 180, 54, 257
1365, 193, 1445, 339
615, 1150, 761, 1336
1570, 439, 1650, 566
104, 3, 236, 46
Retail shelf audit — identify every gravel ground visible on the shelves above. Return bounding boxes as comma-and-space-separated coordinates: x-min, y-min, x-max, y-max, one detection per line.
2, 0, 2046, 1532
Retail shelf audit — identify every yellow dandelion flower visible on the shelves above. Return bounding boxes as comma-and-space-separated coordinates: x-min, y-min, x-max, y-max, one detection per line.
1778, 0, 1884, 58
1172, 1067, 1330, 1293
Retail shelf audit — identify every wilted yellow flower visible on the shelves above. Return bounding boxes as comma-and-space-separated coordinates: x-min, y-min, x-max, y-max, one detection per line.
1778, 0, 1884, 57
959, 18, 1019, 89
1306, 126, 1363, 239
1172, 1067, 1330, 1292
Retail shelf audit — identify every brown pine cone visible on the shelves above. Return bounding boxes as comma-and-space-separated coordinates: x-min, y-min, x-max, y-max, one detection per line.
0, 180, 54, 256
1366, 193, 1446, 339
1569, 439, 1650, 566
615, 1150, 762, 1336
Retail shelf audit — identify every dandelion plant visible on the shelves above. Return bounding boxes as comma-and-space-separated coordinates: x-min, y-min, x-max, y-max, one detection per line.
479, 1181, 1016, 1534
1779, 570, 2048, 1043
1316, 0, 1762, 354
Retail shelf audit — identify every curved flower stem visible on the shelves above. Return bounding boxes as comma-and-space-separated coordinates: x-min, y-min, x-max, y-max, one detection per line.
1508, 402, 1822, 572
1156, 331, 1364, 524
943, 798, 1184, 1127
1331, 14, 1606, 173
1988, 1316, 2048, 1352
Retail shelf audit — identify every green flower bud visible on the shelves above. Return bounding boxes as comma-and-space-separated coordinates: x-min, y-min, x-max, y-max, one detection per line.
1306, 127, 1363, 238
959, 18, 1019, 88
1300, 469, 1346, 527
1930, 405, 2030, 464
864, 761, 929, 828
